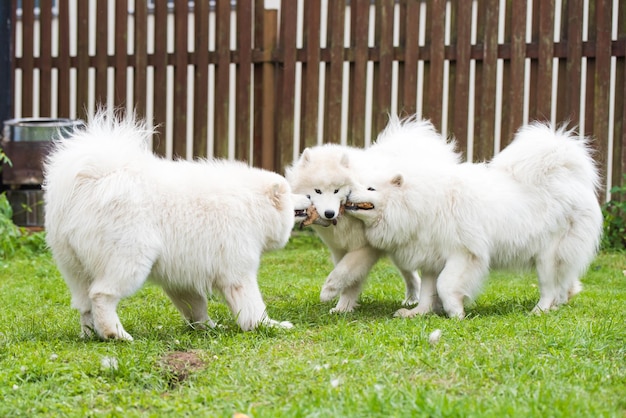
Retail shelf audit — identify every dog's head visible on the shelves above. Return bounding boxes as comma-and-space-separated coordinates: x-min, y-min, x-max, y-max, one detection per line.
286, 145, 356, 225
344, 174, 404, 227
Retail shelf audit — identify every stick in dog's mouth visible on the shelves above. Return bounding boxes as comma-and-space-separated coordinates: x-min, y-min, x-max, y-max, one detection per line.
344, 201, 375, 211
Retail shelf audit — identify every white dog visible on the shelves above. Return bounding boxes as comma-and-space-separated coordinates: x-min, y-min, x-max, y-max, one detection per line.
286, 116, 460, 312
345, 123, 603, 318
44, 112, 309, 340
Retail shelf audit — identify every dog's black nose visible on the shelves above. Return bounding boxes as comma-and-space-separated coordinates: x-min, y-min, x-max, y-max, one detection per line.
324, 210, 335, 219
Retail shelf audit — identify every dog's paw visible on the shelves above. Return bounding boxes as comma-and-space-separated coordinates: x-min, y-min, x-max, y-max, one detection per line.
402, 295, 419, 306
320, 285, 340, 302
329, 305, 356, 314
263, 319, 294, 329
394, 308, 416, 318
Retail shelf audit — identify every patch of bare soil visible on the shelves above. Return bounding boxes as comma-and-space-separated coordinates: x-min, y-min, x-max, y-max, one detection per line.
160, 350, 207, 386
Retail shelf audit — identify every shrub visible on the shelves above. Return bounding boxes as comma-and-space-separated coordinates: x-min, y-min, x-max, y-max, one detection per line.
601, 174, 626, 251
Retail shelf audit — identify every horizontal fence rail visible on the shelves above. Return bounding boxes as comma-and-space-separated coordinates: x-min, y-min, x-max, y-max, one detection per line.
8, 0, 626, 199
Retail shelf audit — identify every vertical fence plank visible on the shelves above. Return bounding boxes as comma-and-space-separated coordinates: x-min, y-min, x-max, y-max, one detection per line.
39, 0, 52, 116
172, 0, 188, 158
616, 0, 626, 188
193, 0, 209, 158
424, 0, 445, 131
502, 0, 526, 148
372, 0, 394, 137
473, 0, 498, 161
76, 0, 89, 120
235, 0, 252, 162
57, 0, 70, 117
300, 0, 321, 150
133, 0, 148, 121
450, 0, 471, 156
347, 0, 368, 147
152, 0, 168, 155
275, 1, 297, 172
535, 0, 554, 121
20, 0, 34, 116
324, 0, 345, 144
114, 0, 128, 108
592, 0, 611, 190
563, 0, 583, 124
253, 6, 277, 170
214, 0, 231, 159
94, 0, 108, 106
397, 0, 420, 117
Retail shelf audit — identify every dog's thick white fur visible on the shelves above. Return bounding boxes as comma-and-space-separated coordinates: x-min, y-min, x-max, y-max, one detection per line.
286, 115, 460, 312
346, 123, 603, 318
44, 112, 309, 340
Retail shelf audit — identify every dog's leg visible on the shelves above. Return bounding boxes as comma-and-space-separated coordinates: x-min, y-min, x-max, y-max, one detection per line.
163, 288, 214, 329
395, 271, 438, 318
54, 248, 95, 338
320, 246, 382, 307
89, 256, 153, 341
220, 275, 292, 331
532, 255, 559, 313
398, 268, 420, 306
331, 281, 364, 313
436, 252, 488, 319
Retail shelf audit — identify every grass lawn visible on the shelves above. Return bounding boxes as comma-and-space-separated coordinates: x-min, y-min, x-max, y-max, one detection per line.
0, 231, 625, 417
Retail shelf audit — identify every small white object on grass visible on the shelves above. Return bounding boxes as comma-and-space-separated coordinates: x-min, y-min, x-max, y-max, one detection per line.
429, 329, 442, 345
101, 356, 119, 370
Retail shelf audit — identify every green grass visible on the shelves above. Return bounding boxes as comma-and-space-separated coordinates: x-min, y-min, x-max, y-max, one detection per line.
1, 231, 625, 417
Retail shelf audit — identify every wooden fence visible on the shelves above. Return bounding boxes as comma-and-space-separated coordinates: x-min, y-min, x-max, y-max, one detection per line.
8, 0, 626, 197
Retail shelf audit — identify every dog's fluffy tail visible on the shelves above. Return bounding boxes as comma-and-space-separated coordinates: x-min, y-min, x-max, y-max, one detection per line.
43, 110, 154, 226
490, 123, 600, 195
372, 114, 461, 165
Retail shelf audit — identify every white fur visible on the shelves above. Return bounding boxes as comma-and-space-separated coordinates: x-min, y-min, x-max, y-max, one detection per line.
44, 112, 306, 340
285, 115, 460, 312
346, 123, 603, 318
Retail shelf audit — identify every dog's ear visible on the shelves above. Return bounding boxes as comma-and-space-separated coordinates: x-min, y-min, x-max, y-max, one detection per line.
300, 148, 311, 165
267, 182, 287, 209
391, 174, 403, 187
340, 153, 350, 168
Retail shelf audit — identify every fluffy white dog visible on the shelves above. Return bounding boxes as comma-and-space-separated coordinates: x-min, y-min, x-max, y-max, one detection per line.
286, 116, 460, 312
44, 112, 309, 340
345, 123, 603, 318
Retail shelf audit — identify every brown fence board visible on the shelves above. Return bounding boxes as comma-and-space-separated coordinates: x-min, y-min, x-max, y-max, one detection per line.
449, 0, 471, 155
425, 0, 445, 131
397, 0, 420, 117
114, 0, 128, 108
57, 0, 70, 117
193, 0, 209, 158
214, 0, 231, 159
152, 0, 168, 155
276, 1, 297, 171
172, 0, 188, 158
38, 0, 52, 116
473, 0, 498, 161
300, 0, 321, 150
76, 0, 89, 121
20, 0, 34, 116
347, 0, 369, 147
372, 0, 394, 136
94, 0, 108, 106
502, 0, 526, 148
324, 0, 345, 144
133, 0, 147, 121
235, 1, 252, 162
564, 0, 583, 124
535, 0, 554, 121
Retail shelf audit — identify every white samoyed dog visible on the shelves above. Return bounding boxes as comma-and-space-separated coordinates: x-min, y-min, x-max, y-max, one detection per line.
44, 112, 310, 340
286, 116, 460, 312
345, 123, 603, 318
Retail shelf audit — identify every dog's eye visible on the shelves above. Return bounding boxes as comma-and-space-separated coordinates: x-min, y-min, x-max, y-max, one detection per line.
367, 187, 376, 191
306, 194, 310, 199
333, 189, 339, 194
315, 189, 322, 194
